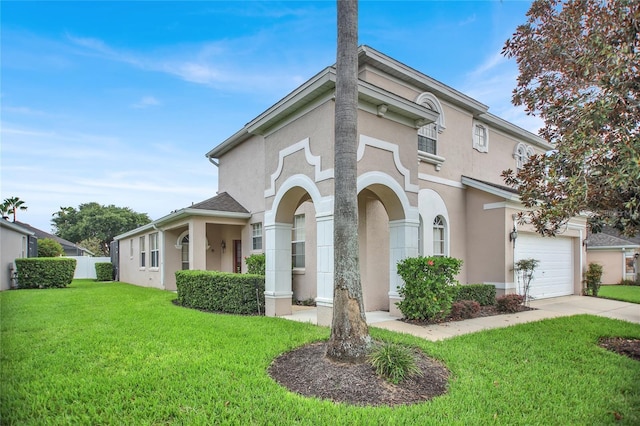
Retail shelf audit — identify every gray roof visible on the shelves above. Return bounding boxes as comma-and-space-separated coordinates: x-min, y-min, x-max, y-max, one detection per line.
189, 192, 249, 214
587, 226, 640, 248
13, 221, 93, 254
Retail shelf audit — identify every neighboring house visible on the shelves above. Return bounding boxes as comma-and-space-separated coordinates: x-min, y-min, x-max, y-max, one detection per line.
0, 219, 36, 290
14, 221, 94, 257
116, 46, 588, 325
587, 228, 639, 284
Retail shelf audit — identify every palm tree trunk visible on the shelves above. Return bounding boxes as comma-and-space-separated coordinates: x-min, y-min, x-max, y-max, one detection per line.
326, 0, 371, 363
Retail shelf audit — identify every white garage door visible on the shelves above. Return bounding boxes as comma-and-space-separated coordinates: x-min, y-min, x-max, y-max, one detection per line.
515, 234, 574, 299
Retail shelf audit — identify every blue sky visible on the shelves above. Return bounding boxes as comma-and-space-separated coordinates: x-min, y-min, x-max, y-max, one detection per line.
1, 1, 541, 233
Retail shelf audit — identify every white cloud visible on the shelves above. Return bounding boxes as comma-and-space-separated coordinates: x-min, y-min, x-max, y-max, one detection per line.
131, 96, 161, 109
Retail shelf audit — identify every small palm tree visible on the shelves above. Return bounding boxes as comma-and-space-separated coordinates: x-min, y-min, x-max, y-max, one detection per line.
1, 197, 28, 222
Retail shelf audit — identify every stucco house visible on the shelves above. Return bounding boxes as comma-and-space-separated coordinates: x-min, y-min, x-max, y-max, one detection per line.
115, 46, 587, 325
587, 228, 639, 284
14, 221, 94, 257
0, 219, 36, 290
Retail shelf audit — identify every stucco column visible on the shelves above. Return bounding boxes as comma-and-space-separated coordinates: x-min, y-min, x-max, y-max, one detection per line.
189, 220, 207, 270
315, 212, 334, 326
388, 219, 420, 317
264, 222, 293, 317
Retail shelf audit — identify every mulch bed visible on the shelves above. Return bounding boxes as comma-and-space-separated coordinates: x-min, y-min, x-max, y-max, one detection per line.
402, 304, 535, 326
268, 341, 449, 406
598, 337, 640, 361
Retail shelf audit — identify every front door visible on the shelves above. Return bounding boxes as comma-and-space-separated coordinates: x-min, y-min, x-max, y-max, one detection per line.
233, 240, 242, 273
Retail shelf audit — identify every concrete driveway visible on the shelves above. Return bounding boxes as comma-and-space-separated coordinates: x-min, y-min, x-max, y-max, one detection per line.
283, 295, 639, 341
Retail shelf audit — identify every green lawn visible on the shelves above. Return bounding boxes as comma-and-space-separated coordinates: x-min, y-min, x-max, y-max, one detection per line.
1, 280, 639, 425
599, 285, 640, 304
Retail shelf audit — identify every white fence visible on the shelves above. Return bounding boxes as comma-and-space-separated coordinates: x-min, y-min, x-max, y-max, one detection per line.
68, 256, 112, 279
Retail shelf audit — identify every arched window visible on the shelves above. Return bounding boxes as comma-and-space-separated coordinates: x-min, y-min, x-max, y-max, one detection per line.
514, 143, 535, 169
180, 234, 189, 270
415, 92, 445, 157
433, 216, 446, 257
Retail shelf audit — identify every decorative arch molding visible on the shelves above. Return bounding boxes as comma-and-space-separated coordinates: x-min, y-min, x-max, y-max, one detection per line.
175, 230, 210, 250
264, 138, 334, 198
415, 92, 446, 132
357, 134, 419, 193
266, 174, 332, 225
357, 171, 418, 222
418, 188, 451, 256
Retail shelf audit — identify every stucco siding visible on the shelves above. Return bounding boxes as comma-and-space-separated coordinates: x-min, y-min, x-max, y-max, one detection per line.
588, 250, 625, 284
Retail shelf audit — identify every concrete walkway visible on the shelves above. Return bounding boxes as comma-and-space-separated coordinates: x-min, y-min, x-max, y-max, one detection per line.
281, 296, 640, 341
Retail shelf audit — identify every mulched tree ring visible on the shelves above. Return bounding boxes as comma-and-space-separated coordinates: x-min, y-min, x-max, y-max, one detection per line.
268, 341, 450, 407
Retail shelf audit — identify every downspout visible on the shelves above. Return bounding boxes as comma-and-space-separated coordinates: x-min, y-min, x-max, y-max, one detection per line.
208, 156, 219, 167
153, 224, 165, 289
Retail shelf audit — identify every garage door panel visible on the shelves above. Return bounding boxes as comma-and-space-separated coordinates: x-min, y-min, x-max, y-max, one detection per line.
515, 235, 573, 299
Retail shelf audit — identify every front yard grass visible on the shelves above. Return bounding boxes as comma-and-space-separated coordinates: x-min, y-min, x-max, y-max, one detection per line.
1, 280, 639, 425
599, 285, 640, 304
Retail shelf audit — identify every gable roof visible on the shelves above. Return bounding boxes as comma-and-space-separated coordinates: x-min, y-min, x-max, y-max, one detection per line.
587, 226, 640, 249
206, 45, 550, 161
0, 219, 34, 236
13, 221, 93, 255
115, 192, 250, 240
190, 192, 249, 213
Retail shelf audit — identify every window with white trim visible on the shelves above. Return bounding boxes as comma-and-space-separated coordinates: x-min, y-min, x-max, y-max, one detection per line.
139, 236, 146, 268
150, 232, 159, 268
418, 121, 438, 155
180, 234, 189, 270
514, 143, 535, 169
252, 223, 263, 250
473, 123, 489, 152
433, 216, 446, 257
292, 214, 305, 269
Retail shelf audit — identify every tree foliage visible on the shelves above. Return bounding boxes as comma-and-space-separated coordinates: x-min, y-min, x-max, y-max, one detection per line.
502, 0, 640, 236
1, 196, 27, 222
51, 203, 151, 256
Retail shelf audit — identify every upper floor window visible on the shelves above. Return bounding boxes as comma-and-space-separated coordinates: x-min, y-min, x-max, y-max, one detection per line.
418, 122, 438, 155
139, 236, 146, 268
252, 223, 263, 251
415, 92, 446, 170
473, 123, 489, 153
292, 214, 305, 269
150, 232, 159, 268
514, 142, 535, 169
433, 216, 446, 257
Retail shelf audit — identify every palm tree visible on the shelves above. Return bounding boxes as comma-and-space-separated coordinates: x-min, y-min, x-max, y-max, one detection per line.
326, 0, 371, 363
1, 196, 27, 222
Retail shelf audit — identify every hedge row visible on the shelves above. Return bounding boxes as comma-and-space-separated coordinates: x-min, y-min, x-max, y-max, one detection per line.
175, 270, 265, 315
15, 258, 76, 289
454, 284, 496, 306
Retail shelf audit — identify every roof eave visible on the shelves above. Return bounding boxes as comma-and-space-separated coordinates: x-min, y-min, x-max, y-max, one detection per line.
461, 176, 521, 202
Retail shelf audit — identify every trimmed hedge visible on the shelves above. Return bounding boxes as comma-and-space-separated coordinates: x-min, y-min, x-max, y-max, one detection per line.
95, 262, 114, 281
454, 284, 496, 306
176, 270, 265, 315
15, 257, 77, 289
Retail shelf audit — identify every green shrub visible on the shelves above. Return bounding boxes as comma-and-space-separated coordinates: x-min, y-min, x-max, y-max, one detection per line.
396, 256, 463, 321
95, 262, 113, 281
496, 294, 524, 313
449, 300, 481, 320
15, 258, 76, 289
584, 263, 604, 296
245, 253, 265, 276
368, 342, 422, 384
176, 270, 265, 315
619, 278, 640, 286
37, 238, 64, 257
454, 284, 496, 306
